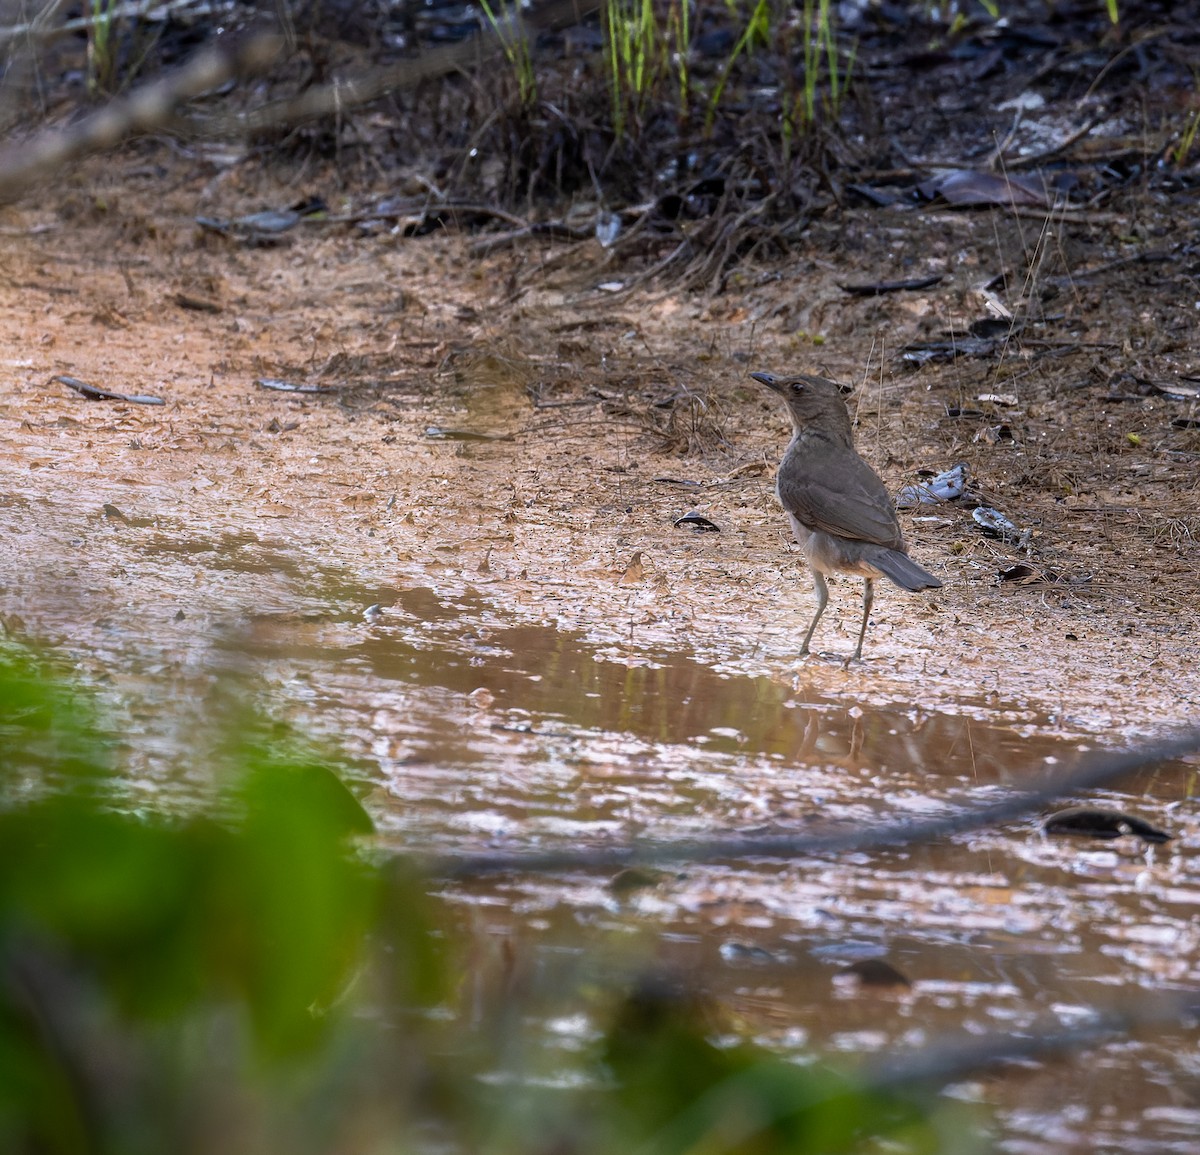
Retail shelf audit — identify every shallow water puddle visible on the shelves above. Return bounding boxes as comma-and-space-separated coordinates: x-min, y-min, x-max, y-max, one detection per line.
232, 580, 1192, 843
230, 581, 1200, 1153
9, 548, 1200, 1152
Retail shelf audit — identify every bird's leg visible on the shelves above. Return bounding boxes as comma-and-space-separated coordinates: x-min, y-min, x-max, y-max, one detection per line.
800, 569, 828, 655
853, 577, 874, 661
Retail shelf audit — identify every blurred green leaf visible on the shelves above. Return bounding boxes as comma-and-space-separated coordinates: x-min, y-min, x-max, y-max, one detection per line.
0, 645, 111, 787
215, 757, 378, 1055
602, 976, 937, 1153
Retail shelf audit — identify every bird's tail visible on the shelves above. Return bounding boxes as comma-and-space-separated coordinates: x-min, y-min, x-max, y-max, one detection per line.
867, 548, 942, 591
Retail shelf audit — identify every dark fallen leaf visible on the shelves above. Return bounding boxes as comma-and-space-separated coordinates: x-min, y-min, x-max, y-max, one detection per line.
900, 337, 1000, 365
285, 194, 328, 218
230, 202, 321, 231
195, 197, 328, 243
969, 317, 1020, 339
839, 274, 945, 296
194, 215, 233, 236
1044, 806, 1172, 844
1171, 417, 1200, 429
211, 218, 296, 246
845, 183, 902, 207
653, 477, 702, 487
917, 169, 1054, 208
835, 958, 912, 990
673, 511, 720, 532
998, 564, 1089, 585
1151, 380, 1200, 400
973, 423, 1016, 445
998, 563, 1041, 583
101, 504, 153, 528
901, 346, 949, 367
53, 374, 164, 405
972, 506, 1020, 538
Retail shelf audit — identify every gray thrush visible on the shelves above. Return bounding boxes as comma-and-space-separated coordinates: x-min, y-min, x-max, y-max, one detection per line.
751, 370, 941, 660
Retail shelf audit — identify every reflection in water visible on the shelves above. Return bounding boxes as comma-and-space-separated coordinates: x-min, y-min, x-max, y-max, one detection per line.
66, 560, 1174, 840
251, 584, 1048, 770
239, 581, 1190, 857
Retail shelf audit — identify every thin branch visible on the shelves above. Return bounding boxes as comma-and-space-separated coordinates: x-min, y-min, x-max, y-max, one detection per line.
417, 726, 1200, 878
0, 32, 285, 203
864, 991, 1200, 1092
190, 0, 603, 139
0, 0, 603, 203
0, 0, 205, 48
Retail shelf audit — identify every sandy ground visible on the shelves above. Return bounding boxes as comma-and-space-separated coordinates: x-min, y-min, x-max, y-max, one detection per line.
1, 151, 1197, 741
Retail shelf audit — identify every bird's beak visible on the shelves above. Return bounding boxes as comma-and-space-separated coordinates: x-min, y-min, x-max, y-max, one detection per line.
749, 371, 780, 390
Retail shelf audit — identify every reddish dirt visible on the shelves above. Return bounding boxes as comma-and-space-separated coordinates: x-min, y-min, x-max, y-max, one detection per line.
1, 149, 1197, 738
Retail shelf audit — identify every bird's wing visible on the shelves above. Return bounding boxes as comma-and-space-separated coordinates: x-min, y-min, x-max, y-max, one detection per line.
776, 446, 905, 549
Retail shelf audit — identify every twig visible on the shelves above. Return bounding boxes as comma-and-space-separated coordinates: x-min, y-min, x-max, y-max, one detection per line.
0, 33, 285, 203
469, 220, 593, 257
0, 0, 203, 47
577, 236, 692, 302
1046, 246, 1179, 286
0, 0, 605, 202
416, 727, 1200, 878
918, 205, 1124, 226
864, 993, 1200, 1092
193, 0, 604, 138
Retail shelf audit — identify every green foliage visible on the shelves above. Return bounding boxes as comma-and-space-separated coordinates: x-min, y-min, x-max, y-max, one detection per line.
600, 0, 855, 145
0, 645, 110, 786
605, 0, 692, 138
789, 0, 854, 148
479, 0, 538, 108
86, 0, 117, 96
705, 0, 772, 134
0, 645, 973, 1153
0, 648, 442, 1153
704, 0, 852, 148
1172, 103, 1200, 165
0, 670, 383, 1056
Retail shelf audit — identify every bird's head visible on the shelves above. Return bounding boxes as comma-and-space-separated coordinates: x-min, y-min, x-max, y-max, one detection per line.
749, 370, 854, 434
